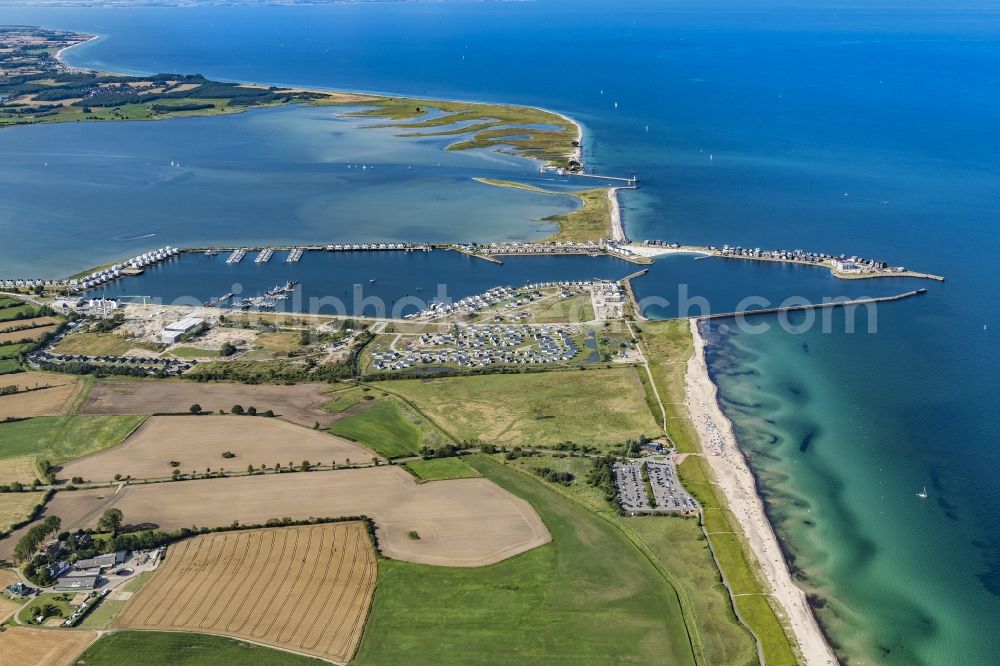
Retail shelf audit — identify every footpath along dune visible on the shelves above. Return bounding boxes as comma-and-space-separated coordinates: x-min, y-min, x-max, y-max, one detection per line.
686, 318, 836, 665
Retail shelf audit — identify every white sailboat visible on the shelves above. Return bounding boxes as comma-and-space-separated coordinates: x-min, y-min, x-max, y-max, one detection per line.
916, 486, 928, 499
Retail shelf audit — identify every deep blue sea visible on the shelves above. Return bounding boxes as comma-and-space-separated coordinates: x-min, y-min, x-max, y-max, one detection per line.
2, 1, 999, 662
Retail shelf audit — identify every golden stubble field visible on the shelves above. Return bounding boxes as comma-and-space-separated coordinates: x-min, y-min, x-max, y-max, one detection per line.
0, 626, 97, 666
0, 324, 59, 345
0, 492, 44, 535
6, 466, 550, 567
0, 455, 41, 485
59, 416, 376, 482
80, 380, 340, 428
115, 523, 377, 663
0, 569, 22, 621
0, 372, 81, 420
0, 316, 60, 333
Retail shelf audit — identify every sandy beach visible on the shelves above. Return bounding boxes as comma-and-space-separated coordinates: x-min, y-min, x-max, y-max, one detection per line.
686, 318, 836, 665
54, 34, 98, 71
608, 187, 625, 241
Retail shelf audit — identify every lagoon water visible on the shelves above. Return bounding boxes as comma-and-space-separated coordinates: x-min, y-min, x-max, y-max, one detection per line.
4, 1, 1000, 662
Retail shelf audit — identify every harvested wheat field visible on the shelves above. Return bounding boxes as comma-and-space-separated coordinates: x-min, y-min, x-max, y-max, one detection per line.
115, 523, 376, 663
0, 455, 40, 485
0, 316, 59, 333
0, 569, 21, 621
0, 626, 97, 665
59, 416, 375, 482
31, 466, 550, 567
0, 372, 81, 419
0, 324, 59, 345
0, 492, 44, 534
80, 380, 339, 427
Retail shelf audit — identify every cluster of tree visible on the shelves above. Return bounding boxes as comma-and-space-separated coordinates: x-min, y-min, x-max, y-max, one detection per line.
587, 455, 624, 514
622, 436, 651, 458
106, 514, 379, 555
229, 404, 274, 417
532, 466, 575, 486
150, 102, 215, 112
34, 360, 171, 378
0, 305, 43, 322
185, 359, 352, 384
504, 446, 541, 461
14, 515, 61, 563
25, 601, 63, 623
418, 444, 462, 460
90, 312, 125, 333
549, 441, 602, 455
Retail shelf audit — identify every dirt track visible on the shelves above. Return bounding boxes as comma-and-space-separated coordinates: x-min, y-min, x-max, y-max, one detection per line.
15, 467, 550, 567
79, 380, 341, 428
116, 523, 376, 663
59, 416, 376, 482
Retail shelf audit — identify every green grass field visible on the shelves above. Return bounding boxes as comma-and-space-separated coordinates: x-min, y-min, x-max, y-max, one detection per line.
324, 387, 365, 413
17, 592, 76, 625
80, 599, 124, 628
0, 305, 37, 322
330, 400, 423, 458
168, 346, 220, 359
403, 456, 480, 481
510, 453, 758, 665
678, 456, 798, 665
353, 455, 696, 665
0, 358, 21, 375
376, 367, 658, 448
77, 631, 324, 665
636, 320, 702, 453
53, 331, 159, 357
0, 415, 145, 466
0, 343, 28, 360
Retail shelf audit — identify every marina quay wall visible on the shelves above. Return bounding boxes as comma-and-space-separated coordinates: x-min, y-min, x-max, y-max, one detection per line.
2, 238, 943, 292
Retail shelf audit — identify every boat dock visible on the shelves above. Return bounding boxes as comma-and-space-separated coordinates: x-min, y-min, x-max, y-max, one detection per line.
226, 249, 246, 265
255, 249, 273, 264
286, 248, 303, 262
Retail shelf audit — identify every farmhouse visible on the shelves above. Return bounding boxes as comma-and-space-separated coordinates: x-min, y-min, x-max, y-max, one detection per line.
74, 551, 126, 571
55, 574, 98, 591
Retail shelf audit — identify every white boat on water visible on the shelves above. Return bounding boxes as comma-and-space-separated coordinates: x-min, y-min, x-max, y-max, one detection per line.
917, 486, 928, 499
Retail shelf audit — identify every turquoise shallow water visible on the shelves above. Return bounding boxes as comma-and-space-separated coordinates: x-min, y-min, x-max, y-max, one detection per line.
2, 2, 999, 662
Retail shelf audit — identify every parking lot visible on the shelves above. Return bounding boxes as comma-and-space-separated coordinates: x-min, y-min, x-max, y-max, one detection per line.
614, 458, 697, 515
